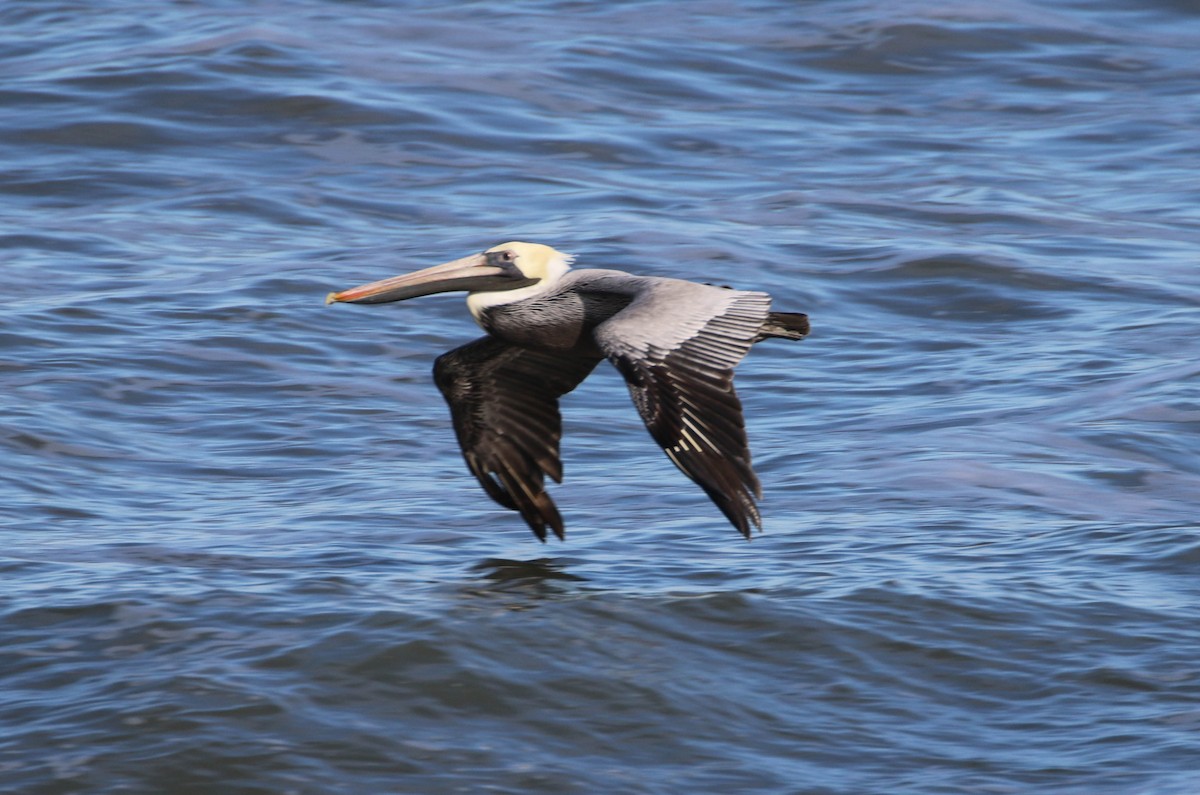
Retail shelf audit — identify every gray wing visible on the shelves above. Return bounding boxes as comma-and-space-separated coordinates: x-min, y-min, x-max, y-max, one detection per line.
593, 280, 772, 538
433, 336, 602, 541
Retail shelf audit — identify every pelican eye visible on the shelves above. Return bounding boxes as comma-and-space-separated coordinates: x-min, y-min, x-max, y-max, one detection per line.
486, 249, 522, 272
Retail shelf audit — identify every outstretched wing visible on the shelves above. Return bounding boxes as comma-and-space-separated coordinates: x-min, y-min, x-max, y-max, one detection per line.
433, 336, 602, 541
593, 280, 771, 538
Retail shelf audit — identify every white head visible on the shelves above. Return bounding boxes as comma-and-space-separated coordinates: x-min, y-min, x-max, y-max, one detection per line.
465, 242, 574, 318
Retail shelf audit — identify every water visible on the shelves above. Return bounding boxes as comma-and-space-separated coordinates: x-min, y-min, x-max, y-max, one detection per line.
3, 1, 1199, 792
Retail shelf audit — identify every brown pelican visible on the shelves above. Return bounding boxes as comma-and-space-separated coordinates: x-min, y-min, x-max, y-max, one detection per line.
327, 242, 809, 541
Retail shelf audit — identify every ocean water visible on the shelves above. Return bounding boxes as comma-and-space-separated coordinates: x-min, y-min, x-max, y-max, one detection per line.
3, 1, 1199, 792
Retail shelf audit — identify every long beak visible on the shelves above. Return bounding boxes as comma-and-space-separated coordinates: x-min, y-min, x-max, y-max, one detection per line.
326, 253, 525, 305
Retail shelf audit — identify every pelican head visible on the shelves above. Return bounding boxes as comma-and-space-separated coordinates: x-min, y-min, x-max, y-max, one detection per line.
326, 242, 573, 306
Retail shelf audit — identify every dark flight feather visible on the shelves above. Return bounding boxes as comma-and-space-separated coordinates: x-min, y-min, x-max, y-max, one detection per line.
594, 286, 771, 538
433, 336, 601, 540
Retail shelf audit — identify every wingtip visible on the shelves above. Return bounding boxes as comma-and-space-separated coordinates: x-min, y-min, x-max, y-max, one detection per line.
547, 506, 566, 542
715, 490, 762, 540
540, 493, 567, 541
526, 519, 564, 543
522, 492, 566, 542
736, 517, 759, 541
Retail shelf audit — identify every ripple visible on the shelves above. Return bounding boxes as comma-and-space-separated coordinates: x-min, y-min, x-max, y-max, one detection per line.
4, 1, 1200, 793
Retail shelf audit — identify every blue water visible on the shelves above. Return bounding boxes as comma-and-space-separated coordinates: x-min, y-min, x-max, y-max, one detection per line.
3, 1, 1200, 792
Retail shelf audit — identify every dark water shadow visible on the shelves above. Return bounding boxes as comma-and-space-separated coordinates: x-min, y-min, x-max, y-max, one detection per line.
467, 557, 588, 596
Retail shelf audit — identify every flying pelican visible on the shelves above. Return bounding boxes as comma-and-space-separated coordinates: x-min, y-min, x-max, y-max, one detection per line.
327, 242, 809, 541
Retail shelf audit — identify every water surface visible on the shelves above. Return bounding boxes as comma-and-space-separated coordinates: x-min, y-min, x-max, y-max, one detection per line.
3, 1, 1199, 792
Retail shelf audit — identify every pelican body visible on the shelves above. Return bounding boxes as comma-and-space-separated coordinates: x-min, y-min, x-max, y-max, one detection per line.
327, 242, 809, 541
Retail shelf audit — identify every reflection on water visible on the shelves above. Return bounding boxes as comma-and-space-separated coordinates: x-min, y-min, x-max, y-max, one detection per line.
470, 558, 588, 591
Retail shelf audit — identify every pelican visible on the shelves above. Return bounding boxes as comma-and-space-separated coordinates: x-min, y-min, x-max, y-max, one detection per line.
327, 242, 809, 541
